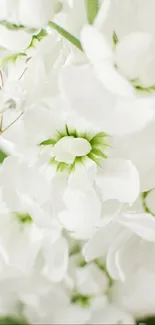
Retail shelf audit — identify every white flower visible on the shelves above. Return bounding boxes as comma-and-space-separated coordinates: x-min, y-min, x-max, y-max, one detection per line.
0, 24, 31, 52
85, 0, 155, 90
0, 211, 43, 274
115, 32, 155, 88
0, 0, 55, 29
60, 67, 140, 205
3, 99, 140, 238
113, 268, 155, 319
83, 212, 155, 281
58, 186, 102, 239
42, 236, 69, 283
0, 156, 51, 212
65, 19, 155, 136
24, 286, 90, 324
75, 263, 109, 296
89, 303, 135, 325
61, 63, 155, 136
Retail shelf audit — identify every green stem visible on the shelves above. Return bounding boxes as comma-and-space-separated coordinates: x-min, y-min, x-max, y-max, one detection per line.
85, 0, 100, 24
48, 21, 83, 51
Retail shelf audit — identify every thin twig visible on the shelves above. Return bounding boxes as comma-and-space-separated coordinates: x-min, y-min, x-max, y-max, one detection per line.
2, 112, 23, 134
19, 67, 28, 81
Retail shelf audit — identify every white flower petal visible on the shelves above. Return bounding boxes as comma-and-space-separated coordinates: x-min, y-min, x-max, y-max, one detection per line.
94, 61, 134, 96
59, 187, 101, 239
43, 237, 69, 283
24, 108, 58, 143
106, 229, 132, 280
83, 222, 121, 261
76, 264, 109, 296
68, 160, 96, 191
81, 25, 112, 62
96, 158, 139, 203
54, 137, 75, 164
0, 25, 31, 51
60, 65, 155, 135
69, 138, 91, 156
19, 0, 54, 28
118, 212, 155, 242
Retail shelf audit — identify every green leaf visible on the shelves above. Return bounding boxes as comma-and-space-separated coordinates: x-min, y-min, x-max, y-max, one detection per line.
113, 31, 119, 46
0, 150, 7, 163
40, 138, 56, 146
137, 316, 155, 325
85, 0, 100, 24
0, 317, 26, 325
48, 21, 83, 51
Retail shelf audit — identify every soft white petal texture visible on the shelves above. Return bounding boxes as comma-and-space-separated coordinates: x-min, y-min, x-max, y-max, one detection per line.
0, 25, 31, 51
112, 119, 155, 174
68, 159, 97, 191
68, 137, 91, 156
115, 32, 155, 86
0, 214, 42, 274
118, 212, 155, 242
24, 107, 62, 143
110, 237, 154, 281
54, 138, 75, 164
96, 0, 155, 41
96, 158, 139, 203
60, 65, 155, 135
75, 264, 109, 296
141, 164, 155, 192
113, 268, 155, 318
19, 0, 54, 28
43, 237, 69, 282
106, 229, 133, 280
94, 61, 134, 96
81, 25, 112, 62
59, 187, 101, 239
83, 222, 121, 261
81, 25, 135, 96
53, 136, 91, 163
0, 0, 54, 28
90, 304, 135, 325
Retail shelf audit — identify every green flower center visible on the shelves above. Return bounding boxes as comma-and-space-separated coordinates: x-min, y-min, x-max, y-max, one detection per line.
40, 125, 109, 173
71, 294, 92, 308
14, 212, 32, 224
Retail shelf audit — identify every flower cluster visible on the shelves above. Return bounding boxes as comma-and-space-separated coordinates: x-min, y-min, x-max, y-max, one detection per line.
0, 0, 155, 324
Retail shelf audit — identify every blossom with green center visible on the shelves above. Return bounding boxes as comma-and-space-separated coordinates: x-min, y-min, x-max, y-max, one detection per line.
14, 212, 32, 224
40, 125, 109, 173
71, 294, 92, 308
